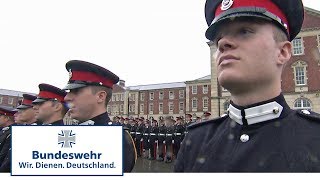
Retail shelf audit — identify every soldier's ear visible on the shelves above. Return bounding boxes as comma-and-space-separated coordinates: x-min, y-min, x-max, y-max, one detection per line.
97, 90, 107, 103
277, 41, 292, 65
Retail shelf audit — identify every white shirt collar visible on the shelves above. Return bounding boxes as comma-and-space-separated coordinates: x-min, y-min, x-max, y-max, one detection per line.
228, 101, 283, 125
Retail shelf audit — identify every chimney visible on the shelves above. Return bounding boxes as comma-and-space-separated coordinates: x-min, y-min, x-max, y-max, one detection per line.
119, 80, 125, 87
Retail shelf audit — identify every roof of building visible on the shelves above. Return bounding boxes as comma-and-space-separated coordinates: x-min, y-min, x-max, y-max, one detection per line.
195, 75, 211, 81
128, 82, 186, 91
0, 89, 36, 97
185, 75, 211, 84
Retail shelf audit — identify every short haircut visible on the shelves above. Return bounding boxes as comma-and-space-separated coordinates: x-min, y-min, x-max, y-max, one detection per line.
90, 86, 113, 107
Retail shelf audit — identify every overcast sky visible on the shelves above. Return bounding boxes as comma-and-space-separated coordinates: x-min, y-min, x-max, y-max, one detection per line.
0, 0, 319, 94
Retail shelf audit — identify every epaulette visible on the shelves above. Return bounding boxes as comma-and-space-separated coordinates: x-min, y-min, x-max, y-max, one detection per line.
296, 109, 320, 121
187, 114, 228, 131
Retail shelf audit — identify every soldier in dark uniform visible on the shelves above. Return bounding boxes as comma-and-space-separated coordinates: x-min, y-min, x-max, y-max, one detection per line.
32, 83, 67, 125
0, 106, 16, 172
142, 119, 151, 158
173, 116, 185, 159
148, 119, 159, 160
134, 118, 144, 157
15, 94, 38, 125
175, 0, 320, 172
63, 60, 136, 172
202, 111, 211, 121
156, 118, 166, 161
129, 118, 137, 140
164, 116, 175, 163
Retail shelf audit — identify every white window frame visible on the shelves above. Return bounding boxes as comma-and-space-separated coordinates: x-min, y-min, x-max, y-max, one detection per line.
203, 85, 209, 94
224, 101, 230, 113
120, 104, 124, 112
293, 98, 312, 110
203, 97, 209, 109
115, 94, 119, 101
169, 102, 174, 112
159, 103, 163, 112
149, 92, 154, 100
292, 61, 307, 86
292, 37, 304, 55
112, 95, 116, 102
8, 97, 13, 105
120, 94, 124, 101
159, 91, 164, 100
192, 85, 197, 94
140, 93, 145, 101
192, 98, 198, 109
129, 104, 135, 112
179, 102, 184, 111
179, 90, 184, 99
169, 91, 174, 100
149, 103, 154, 113
107, 105, 111, 113
140, 104, 144, 113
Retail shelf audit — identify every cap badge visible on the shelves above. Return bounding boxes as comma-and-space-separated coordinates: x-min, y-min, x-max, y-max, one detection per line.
68, 69, 72, 80
221, 0, 233, 11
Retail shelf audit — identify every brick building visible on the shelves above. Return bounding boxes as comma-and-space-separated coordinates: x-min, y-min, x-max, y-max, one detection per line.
209, 7, 320, 116
0, 89, 35, 108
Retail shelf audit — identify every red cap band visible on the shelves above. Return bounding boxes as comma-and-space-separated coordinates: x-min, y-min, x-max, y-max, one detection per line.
0, 110, 14, 117
38, 91, 65, 102
215, 0, 289, 34
22, 99, 33, 106
70, 71, 114, 88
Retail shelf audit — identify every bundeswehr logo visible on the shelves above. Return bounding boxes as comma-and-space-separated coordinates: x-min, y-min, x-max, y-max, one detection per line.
58, 130, 76, 148
221, 0, 233, 10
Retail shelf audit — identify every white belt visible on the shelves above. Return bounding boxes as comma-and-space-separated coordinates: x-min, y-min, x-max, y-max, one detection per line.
175, 133, 182, 135
150, 133, 156, 135
159, 134, 165, 136
130, 132, 135, 134
166, 134, 173, 136
136, 132, 141, 135
143, 133, 149, 136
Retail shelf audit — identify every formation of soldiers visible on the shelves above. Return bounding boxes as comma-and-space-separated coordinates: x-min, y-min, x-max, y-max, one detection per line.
111, 113, 201, 163
0, 60, 137, 172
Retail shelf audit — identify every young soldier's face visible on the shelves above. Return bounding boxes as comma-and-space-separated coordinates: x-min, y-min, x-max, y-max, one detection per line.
34, 101, 55, 123
17, 108, 36, 124
214, 19, 289, 93
64, 86, 98, 121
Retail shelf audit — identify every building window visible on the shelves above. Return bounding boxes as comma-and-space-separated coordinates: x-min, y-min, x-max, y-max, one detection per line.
192, 86, 197, 94
129, 104, 135, 112
224, 101, 230, 113
8, 97, 13, 105
192, 98, 198, 109
128, 93, 136, 101
292, 37, 304, 55
203, 85, 209, 94
115, 94, 119, 101
112, 95, 116, 102
112, 105, 117, 112
120, 94, 124, 101
169, 91, 174, 100
140, 93, 145, 101
294, 98, 312, 110
140, 104, 144, 113
120, 104, 124, 112
317, 34, 320, 47
149, 103, 154, 113
159, 103, 163, 112
0, 97, 2, 104
179, 90, 184, 99
292, 61, 307, 86
169, 102, 174, 112
107, 105, 111, 113
203, 97, 209, 109
159, 91, 164, 100
149, 92, 154, 100
179, 102, 184, 111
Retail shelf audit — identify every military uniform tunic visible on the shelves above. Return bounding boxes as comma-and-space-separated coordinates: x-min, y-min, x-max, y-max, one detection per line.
174, 95, 320, 172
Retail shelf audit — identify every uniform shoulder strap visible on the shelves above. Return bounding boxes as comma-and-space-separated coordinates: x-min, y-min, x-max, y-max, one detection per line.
296, 109, 320, 122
